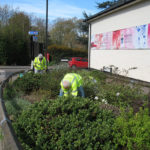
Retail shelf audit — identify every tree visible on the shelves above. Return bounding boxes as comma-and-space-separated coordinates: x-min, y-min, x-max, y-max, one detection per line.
0, 5, 14, 65
0, 34, 7, 65
50, 18, 79, 48
0, 5, 14, 26
0, 5, 49, 65
5, 12, 31, 65
31, 17, 45, 43
96, 0, 121, 9
49, 16, 90, 50
76, 11, 91, 49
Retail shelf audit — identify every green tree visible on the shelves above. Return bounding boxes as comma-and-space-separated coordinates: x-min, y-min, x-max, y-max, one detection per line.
5, 12, 31, 65
49, 17, 87, 49
0, 34, 7, 65
0, 5, 14, 65
76, 11, 91, 49
96, 0, 121, 9
31, 17, 45, 43
0, 5, 13, 26
50, 18, 77, 48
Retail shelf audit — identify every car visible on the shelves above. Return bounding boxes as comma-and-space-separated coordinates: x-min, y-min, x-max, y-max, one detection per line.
68, 57, 88, 69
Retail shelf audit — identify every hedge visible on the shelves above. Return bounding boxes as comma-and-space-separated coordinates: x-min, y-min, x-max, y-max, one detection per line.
47, 45, 88, 62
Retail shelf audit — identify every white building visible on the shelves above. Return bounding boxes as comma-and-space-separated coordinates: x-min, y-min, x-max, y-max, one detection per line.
86, 0, 150, 82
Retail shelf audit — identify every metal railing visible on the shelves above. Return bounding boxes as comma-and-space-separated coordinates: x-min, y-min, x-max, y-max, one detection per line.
0, 70, 30, 150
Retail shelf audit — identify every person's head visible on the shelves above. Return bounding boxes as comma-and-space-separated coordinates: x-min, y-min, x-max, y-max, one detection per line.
62, 80, 71, 89
38, 53, 43, 61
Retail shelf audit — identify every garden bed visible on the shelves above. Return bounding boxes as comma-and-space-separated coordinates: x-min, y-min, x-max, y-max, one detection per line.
3, 68, 150, 150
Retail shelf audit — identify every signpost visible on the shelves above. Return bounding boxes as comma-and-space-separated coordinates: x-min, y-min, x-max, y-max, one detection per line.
28, 31, 39, 68
46, 0, 48, 68
33, 36, 38, 42
28, 31, 38, 35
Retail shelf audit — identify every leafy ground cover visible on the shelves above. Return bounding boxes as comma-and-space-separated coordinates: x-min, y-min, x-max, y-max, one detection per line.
3, 68, 150, 150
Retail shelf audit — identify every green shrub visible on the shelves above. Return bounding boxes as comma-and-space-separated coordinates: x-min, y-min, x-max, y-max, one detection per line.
48, 44, 87, 63
5, 97, 31, 117
13, 72, 42, 94
3, 81, 32, 120
3, 83, 17, 100
13, 97, 116, 150
12, 69, 73, 96
12, 69, 148, 110
4, 68, 150, 150
38, 70, 64, 98
101, 83, 148, 108
75, 69, 106, 99
112, 108, 150, 150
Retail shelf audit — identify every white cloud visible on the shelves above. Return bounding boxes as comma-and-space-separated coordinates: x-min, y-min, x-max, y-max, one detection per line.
11, 0, 96, 20
49, 4, 94, 19
13, 3, 45, 14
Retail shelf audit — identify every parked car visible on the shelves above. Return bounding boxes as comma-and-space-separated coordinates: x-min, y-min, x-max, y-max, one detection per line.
68, 57, 88, 69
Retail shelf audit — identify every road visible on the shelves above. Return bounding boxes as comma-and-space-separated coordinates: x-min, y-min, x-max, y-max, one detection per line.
0, 63, 69, 82
0, 66, 31, 82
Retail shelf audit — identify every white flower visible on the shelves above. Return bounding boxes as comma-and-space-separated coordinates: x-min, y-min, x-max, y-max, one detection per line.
102, 99, 108, 104
116, 92, 120, 97
94, 96, 99, 100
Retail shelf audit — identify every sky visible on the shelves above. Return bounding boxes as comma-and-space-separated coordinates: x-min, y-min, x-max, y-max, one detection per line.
1, 0, 106, 21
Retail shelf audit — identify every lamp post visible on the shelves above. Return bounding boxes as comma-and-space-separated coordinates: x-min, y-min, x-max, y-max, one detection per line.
46, 0, 48, 67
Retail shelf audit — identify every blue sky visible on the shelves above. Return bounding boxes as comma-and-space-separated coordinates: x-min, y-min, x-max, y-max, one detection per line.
1, 0, 106, 20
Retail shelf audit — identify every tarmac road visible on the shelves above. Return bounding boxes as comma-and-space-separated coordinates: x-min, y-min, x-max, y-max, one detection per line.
0, 66, 31, 82
0, 63, 68, 82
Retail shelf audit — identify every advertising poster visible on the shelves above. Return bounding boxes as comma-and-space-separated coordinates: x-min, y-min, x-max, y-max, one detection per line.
91, 23, 150, 50
112, 30, 121, 49
134, 24, 148, 49
120, 27, 135, 49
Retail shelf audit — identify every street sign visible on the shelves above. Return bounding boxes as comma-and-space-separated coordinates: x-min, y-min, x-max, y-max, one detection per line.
33, 36, 38, 42
28, 31, 38, 35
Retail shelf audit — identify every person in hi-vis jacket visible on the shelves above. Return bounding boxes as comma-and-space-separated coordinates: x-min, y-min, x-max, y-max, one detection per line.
59, 73, 85, 97
33, 53, 47, 74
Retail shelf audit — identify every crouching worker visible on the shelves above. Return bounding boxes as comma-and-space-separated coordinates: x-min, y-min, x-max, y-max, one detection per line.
59, 73, 85, 98
33, 53, 47, 74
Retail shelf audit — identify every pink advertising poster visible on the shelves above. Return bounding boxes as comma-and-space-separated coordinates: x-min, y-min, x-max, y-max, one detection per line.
91, 32, 112, 50
95, 34, 103, 49
91, 34, 103, 50
91, 23, 150, 50
112, 30, 121, 49
101, 32, 112, 49
120, 27, 135, 49
91, 35, 97, 50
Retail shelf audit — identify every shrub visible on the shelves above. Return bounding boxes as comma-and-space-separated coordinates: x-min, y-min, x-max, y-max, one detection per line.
13, 97, 116, 150
4, 68, 150, 150
12, 69, 73, 97
13, 72, 42, 94
101, 83, 148, 108
12, 69, 148, 110
3, 83, 17, 100
48, 44, 87, 63
112, 108, 150, 150
5, 97, 31, 118
38, 70, 66, 98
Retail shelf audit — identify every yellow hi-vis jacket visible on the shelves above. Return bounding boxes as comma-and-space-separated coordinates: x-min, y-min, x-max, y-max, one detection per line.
33, 56, 47, 70
60, 73, 83, 97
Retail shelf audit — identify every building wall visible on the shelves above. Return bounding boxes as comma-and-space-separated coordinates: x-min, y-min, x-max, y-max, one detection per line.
90, 0, 150, 82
